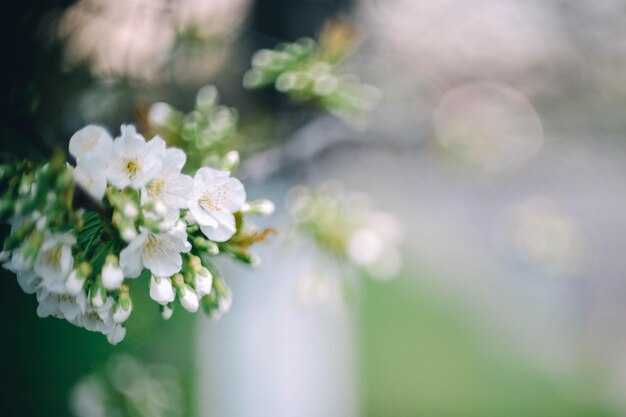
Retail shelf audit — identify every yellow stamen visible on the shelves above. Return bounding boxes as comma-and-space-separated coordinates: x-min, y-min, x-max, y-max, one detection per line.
149, 178, 166, 197
125, 158, 140, 179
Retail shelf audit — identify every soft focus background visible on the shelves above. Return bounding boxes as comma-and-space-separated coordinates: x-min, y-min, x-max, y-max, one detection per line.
2, 0, 626, 416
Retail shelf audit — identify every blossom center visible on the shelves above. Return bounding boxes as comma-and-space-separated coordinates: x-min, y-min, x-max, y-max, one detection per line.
143, 235, 176, 261
43, 246, 62, 270
56, 294, 76, 303
124, 158, 140, 179
87, 311, 103, 322
148, 178, 166, 197
199, 185, 231, 213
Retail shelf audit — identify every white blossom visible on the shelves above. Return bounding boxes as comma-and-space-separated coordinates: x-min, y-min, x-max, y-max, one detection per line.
72, 164, 108, 201
4, 246, 40, 293
69, 125, 113, 201
106, 325, 126, 345
4, 245, 35, 274
188, 167, 246, 242
16, 271, 40, 294
141, 147, 193, 225
69, 125, 113, 165
78, 296, 115, 333
35, 232, 76, 293
119, 222, 191, 278
107, 125, 165, 189
36, 287, 87, 322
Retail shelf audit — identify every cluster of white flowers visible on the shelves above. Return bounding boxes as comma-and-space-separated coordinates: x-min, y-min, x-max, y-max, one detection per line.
1, 124, 273, 344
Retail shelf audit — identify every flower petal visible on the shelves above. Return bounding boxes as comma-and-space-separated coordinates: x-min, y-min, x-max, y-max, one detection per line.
119, 233, 147, 278
200, 211, 236, 242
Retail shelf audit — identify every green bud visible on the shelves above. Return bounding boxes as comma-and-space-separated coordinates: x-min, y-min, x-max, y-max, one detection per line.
206, 241, 219, 255
113, 286, 132, 323
201, 292, 219, 314
193, 236, 210, 250
171, 273, 185, 289
188, 255, 203, 272
118, 285, 131, 310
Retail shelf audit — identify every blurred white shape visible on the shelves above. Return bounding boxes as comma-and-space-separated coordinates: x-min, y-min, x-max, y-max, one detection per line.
348, 229, 385, 266
198, 240, 359, 417
495, 197, 586, 277
70, 377, 107, 417
365, 0, 562, 82
59, 0, 249, 82
70, 355, 182, 417
347, 212, 404, 280
148, 102, 175, 127
297, 262, 343, 307
433, 81, 544, 172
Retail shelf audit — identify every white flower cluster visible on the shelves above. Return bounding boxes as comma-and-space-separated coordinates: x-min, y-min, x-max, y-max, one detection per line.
2, 124, 273, 344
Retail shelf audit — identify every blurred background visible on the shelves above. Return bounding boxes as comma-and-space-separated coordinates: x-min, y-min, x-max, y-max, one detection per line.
2, 0, 626, 416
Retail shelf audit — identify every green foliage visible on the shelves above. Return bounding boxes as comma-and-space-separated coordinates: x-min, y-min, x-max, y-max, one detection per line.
244, 36, 380, 121
147, 86, 239, 172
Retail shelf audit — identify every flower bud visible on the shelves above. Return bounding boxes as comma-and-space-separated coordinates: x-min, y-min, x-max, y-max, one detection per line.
214, 278, 233, 314
106, 325, 126, 345
161, 304, 174, 320
154, 201, 168, 218
113, 287, 132, 323
88, 277, 106, 307
241, 199, 275, 216
206, 241, 219, 255
122, 202, 139, 219
194, 267, 213, 297
149, 275, 175, 305
231, 250, 260, 266
66, 262, 91, 295
120, 222, 137, 242
178, 284, 199, 312
143, 217, 167, 234
102, 255, 124, 290
143, 200, 167, 220
193, 237, 219, 255
188, 255, 202, 271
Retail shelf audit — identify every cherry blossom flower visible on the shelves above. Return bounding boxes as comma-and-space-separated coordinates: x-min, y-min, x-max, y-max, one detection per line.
188, 167, 246, 242
119, 220, 191, 278
35, 232, 76, 293
69, 125, 113, 200
141, 147, 193, 225
69, 125, 113, 166
107, 125, 165, 189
